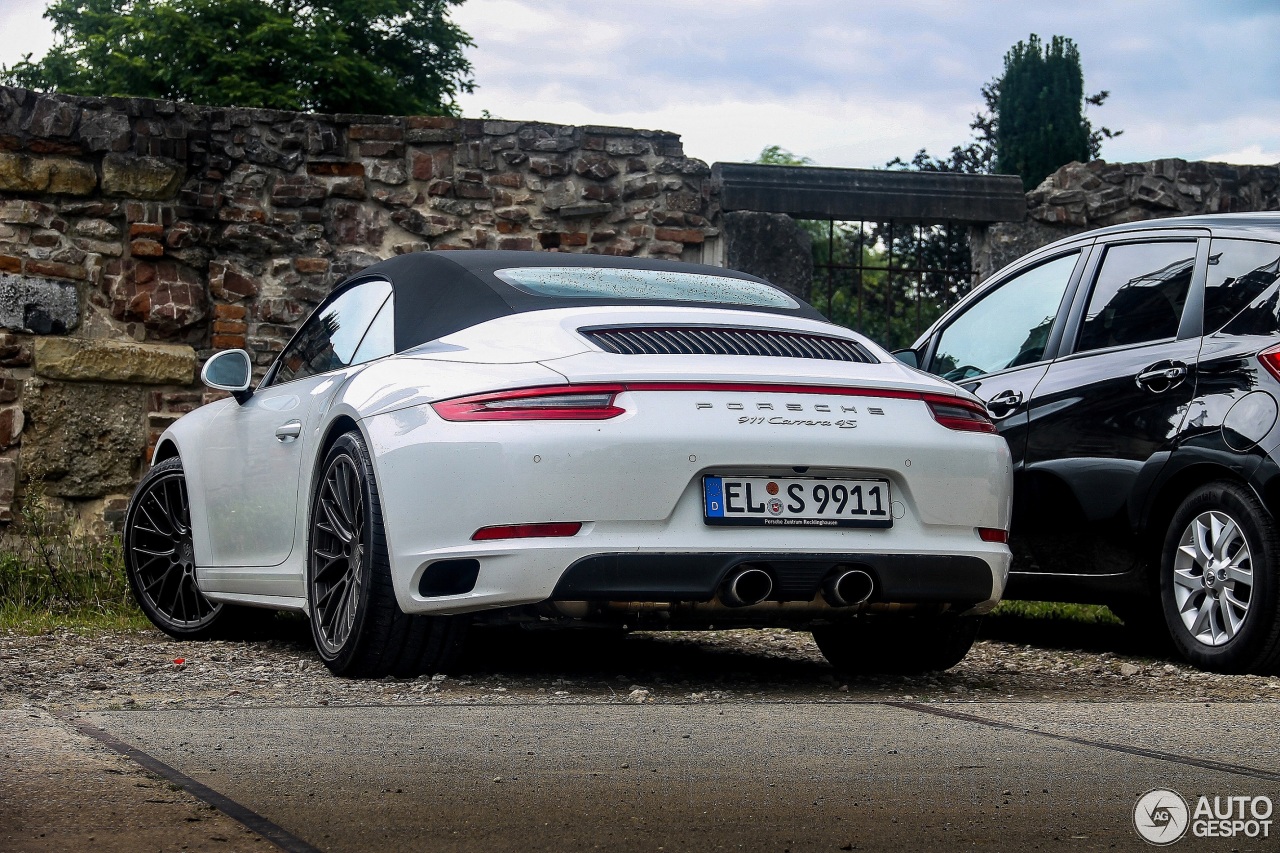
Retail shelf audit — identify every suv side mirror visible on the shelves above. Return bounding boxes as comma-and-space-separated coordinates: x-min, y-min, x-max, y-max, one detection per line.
891, 348, 920, 369
201, 349, 253, 404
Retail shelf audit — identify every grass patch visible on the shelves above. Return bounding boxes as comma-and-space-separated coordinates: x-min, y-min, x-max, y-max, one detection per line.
0, 489, 145, 634
991, 599, 1122, 625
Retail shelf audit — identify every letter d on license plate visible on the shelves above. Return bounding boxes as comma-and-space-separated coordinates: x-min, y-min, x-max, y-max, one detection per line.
703, 475, 892, 528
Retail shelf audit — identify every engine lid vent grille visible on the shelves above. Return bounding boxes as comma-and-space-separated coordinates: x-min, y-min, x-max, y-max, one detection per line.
581, 326, 876, 363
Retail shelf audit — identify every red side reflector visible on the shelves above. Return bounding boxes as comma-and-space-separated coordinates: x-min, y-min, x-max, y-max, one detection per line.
472, 522, 583, 541
978, 527, 1008, 543
1258, 343, 1280, 382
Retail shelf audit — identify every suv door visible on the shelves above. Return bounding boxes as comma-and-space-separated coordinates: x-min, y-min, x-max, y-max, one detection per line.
922, 249, 1085, 468
200, 278, 393, 570
1019, 235, 1208, 576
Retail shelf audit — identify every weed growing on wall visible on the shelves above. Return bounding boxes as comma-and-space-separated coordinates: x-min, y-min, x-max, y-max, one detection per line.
0, 485, 143, 631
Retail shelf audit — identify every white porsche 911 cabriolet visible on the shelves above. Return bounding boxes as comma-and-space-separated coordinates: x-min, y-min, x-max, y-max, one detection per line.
126, 251, 1012, 677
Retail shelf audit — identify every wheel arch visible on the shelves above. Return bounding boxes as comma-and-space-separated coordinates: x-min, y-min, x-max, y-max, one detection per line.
1140, 461, 1257, 587
317, 414, 362, 464
306, 414, 367, 505
152, 438, 181, 464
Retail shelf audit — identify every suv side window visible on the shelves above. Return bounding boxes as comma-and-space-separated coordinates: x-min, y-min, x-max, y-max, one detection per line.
1207, 239, 1280, 334
929, 252, 1078, 382
1076, 242, 1195, 353
271, 279, 393, 386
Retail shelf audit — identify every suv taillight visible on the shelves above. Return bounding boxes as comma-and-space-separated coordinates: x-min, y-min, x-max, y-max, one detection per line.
1258, 343, 1280, 382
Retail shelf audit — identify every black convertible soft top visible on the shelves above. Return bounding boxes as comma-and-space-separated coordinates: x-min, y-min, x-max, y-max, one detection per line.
343, 250, 825, 352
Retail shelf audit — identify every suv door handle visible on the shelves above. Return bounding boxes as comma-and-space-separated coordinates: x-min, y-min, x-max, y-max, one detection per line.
1135, 361, 1188, 392
986, 389, 1023, 418
275, 420, 302, 441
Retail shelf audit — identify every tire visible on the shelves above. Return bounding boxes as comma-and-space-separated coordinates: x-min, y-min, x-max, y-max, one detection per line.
124, 457, 227, 639
307, 431, 467, 677
1159, 481, 1280, 674
812, 614, 981, 675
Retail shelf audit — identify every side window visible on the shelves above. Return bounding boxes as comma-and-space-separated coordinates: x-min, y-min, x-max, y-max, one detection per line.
1206, 239, 1280, 334
1076, 242, 1195, 353
351, 294, 394, 366
930, 252, 1078, 382
272, 279, 393, 385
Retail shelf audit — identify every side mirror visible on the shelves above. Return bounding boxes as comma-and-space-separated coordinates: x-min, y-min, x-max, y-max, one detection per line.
201, 349, 253, 404
891, 348, 920, 369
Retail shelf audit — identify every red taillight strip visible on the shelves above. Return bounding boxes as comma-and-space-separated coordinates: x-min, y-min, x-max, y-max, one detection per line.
431, 381, 997, 433
978, 527, 1009, 543
924, 395, 999, 434
433, 385, 626, 421
472, 522, 582, 541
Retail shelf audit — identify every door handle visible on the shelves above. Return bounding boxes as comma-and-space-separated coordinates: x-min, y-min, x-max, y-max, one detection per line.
986, 389, 1023, 418
275, 420, 302, 441
1135, 362, 1188, 392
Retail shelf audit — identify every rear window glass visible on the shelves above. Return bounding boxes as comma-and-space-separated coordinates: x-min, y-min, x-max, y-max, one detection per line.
1076, 242, 1195, 353
1206, 239, 1280, 334
494, 267, 799, 309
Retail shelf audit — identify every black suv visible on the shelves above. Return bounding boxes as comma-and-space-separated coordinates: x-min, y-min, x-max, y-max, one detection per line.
901, 213, 1280, 673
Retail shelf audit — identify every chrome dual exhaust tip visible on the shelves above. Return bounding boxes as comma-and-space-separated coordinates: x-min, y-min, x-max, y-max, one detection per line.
822, 568, 875, 607
720, 566, 774, 607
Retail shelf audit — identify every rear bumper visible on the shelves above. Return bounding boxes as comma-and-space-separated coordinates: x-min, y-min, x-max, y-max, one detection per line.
361, 385, 1013, 618
399, 539, 1009, 617
552, 552, 997, 607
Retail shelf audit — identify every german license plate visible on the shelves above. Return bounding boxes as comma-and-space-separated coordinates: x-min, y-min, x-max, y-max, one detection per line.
702, 476, 892, 528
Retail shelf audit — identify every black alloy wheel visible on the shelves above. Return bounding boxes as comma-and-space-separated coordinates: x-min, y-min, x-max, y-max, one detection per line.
310, 449, 368, 658
1161, 481, 1280, 673
307, 431, 467, 677
124, 457, 224, 637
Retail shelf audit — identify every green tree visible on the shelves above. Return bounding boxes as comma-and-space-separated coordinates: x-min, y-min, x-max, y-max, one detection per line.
755, 145, 815, 167
875, 35, 1121, 346
1, 0, 475, 116
996, 34, 1118, 189
889, 34, 1118, 182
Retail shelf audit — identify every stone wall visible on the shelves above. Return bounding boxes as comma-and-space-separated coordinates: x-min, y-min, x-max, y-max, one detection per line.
0, 85, 721, 528
972, 158, 1280, 280
8, 78, 1276, 530
722, 211, 813, 300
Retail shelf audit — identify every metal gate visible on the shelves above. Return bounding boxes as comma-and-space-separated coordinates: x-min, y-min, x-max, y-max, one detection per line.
713, 163, 1025, 352
809, 219, 975, 351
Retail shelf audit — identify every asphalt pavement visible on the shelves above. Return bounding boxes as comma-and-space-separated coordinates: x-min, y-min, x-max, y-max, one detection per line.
73, 700, 1280, 852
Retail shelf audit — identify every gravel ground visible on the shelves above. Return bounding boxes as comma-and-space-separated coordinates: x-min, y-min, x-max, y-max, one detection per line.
3, 618, 1279, 710
6, 618, 1277, 852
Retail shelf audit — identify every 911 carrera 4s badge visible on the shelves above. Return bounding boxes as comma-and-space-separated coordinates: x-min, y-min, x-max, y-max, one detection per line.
737, 416, 858, 428
703, 476, 893, 528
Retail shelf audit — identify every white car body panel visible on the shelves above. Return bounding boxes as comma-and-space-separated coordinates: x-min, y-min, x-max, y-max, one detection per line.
157, 302, 1012, 617
362, 386, 1012, 616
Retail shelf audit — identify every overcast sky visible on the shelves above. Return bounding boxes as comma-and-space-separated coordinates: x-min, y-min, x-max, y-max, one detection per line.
3, 0, 1278, 169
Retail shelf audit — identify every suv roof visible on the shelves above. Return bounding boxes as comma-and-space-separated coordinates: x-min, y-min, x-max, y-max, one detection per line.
989, 213, 1280, 285
1083, 211, 1280, 240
